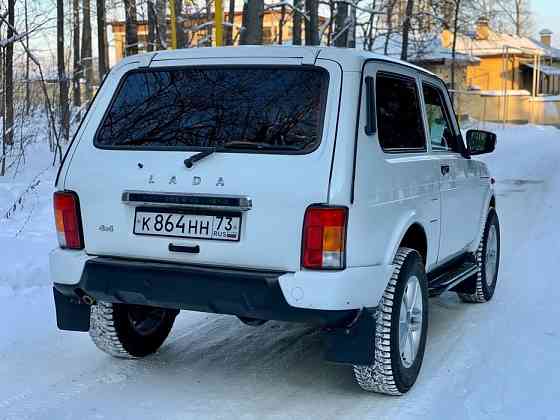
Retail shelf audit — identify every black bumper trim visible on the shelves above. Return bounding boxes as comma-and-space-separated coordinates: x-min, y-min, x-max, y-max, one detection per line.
54, 257, 357, 327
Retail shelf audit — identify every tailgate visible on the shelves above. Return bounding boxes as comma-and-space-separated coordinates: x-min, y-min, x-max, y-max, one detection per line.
63, 59, 342, 271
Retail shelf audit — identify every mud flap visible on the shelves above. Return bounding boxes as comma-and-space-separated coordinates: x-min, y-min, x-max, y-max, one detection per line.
53, 287, 91, 331
323, 308, 376, 365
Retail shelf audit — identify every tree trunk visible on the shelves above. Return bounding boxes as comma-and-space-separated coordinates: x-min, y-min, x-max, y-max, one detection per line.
5, 0, 15, 147
155, 0, 167, 49
25, 0, 31, 115
278, 5, 286, 44
147, 1, 155, 51
292, 0, 302, 45
384, 0, 396, 55
206, 0, 213, 45
515, 0, 521, 36
97, 0, 108, 78
450, 0, 461, 97
240, 0, 263, 45
305, 0, 319, 45
123, 0, 139, 55
225, 0, 235, 45
57, 0, 70, 142
327, 0, 334, 46
333, 1, 348, 47
400, 0, 414, 61
1, 42, 5, 175
175, 0, 187, 48
81, 0, 93, 100
347, 3, 356, 47
72, 0, 81, 118
442, 0, 454, 29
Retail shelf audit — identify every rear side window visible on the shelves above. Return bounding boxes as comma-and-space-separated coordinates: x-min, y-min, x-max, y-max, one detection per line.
375, 73, 426, 152
95, 67, 329, 153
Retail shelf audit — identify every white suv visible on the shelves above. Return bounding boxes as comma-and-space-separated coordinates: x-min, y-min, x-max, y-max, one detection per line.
51, 46, 500, 395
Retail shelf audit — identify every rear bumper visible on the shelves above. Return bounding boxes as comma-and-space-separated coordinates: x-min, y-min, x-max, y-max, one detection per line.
53, 256, 358, 329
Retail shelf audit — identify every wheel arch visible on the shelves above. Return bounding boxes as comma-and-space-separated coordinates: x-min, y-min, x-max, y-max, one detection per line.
385, 214, 429, 268
468, 192, 497, 253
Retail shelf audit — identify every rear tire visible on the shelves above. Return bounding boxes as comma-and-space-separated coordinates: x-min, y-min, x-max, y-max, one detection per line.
353, 247, 429, 395
89, 302, 178, 358
458, 208, 500, 303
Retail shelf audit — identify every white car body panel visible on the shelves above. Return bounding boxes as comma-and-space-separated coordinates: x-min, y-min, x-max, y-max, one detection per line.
63, 58, 342, 272
53, 46, 494, 311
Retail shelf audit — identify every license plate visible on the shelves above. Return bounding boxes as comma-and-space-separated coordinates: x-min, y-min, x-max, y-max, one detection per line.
133, 208, 241, 241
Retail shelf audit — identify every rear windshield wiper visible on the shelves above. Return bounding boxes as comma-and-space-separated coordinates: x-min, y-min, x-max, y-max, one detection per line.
183, 141, 300, 168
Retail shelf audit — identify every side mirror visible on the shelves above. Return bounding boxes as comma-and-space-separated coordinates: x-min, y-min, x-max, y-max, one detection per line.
466, 129, 496, 155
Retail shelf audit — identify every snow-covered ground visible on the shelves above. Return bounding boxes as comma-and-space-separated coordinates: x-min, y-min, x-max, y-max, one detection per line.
1, 123, 560, 419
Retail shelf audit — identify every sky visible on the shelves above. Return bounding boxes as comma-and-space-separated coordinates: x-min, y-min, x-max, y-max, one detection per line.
532, 0, 560, 46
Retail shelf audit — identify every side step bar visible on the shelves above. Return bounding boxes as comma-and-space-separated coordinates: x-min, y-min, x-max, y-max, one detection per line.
428, 262, 479, 297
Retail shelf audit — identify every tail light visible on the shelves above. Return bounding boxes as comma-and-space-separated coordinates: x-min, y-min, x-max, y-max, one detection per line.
302, 206, 347, 269
53, 191, 84, 249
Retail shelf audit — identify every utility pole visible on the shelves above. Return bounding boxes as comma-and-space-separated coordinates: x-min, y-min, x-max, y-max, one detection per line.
215, 0, 223, 46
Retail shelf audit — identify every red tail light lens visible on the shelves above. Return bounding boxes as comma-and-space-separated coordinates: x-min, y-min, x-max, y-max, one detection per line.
53, 191, 84, 249
302, 206, 347, 269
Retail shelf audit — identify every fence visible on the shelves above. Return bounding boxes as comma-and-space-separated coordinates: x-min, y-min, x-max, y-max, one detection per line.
453, 91, 560, 127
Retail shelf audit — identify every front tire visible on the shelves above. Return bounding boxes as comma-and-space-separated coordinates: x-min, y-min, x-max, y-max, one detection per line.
89, 302, 178, 358
353, 248, 429, 395
458, 208, 500, 303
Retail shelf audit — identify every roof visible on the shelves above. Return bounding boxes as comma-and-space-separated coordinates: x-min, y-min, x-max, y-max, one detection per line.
453, 29, 560, 59
133, 45, 439, 75
523, 63, 560, 76
368, 33, 479, 65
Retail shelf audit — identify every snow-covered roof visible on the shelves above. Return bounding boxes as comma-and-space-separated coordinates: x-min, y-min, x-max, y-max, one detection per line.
479, 89, 531, 97
368, 34, 479, 65
529, 38, 560, 60
141, 45, 439, 75
523, 63, 560, 77
453, 29, 560, 59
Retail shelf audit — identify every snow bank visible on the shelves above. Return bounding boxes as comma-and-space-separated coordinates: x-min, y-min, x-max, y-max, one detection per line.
0, 115, 58, 296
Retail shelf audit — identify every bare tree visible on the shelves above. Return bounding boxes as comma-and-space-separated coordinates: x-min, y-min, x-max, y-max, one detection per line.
97, 0, 108, 78
57, 0, 70, 141
305, 0, 319, 45
175, 0, 188, 48
334, 1, 348, 47
400, 0, 414, 60
155, 0, 167, 49
450, 0, 461, 94
225, 0, 235, 45
72, 0, 81, 111
5, 0, 15, 147
124, 0, 139, 55
277, 4, 286, 44
383, 0, 397, 54
497, 0, 533, 36
147, 0, 156, 51
24, 0, 30, 115
240, 0, 264, 45
292, 0, 303, 45
81, 0, 93, 100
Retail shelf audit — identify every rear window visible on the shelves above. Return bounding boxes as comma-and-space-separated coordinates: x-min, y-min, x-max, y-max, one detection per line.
95, 67, 329, 153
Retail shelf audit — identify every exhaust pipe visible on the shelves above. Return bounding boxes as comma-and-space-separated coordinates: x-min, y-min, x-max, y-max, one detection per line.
74, 288, 96, 305
238, 316, 267, 326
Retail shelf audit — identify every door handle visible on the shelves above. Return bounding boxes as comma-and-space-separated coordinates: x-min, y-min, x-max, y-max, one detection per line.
440, 165, 450, 176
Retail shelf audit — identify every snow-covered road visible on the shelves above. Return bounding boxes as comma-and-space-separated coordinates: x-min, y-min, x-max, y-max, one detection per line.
1, 124, 560, 419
